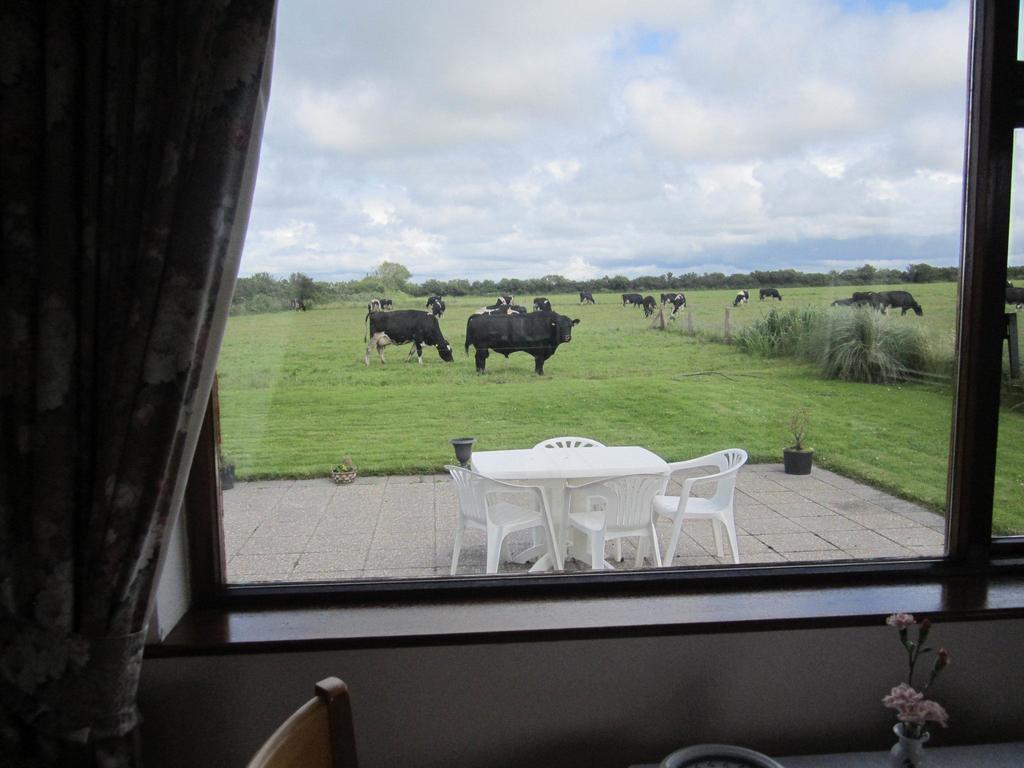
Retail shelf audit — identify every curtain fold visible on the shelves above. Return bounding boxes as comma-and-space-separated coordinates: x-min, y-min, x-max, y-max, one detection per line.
0, 1, 276, 764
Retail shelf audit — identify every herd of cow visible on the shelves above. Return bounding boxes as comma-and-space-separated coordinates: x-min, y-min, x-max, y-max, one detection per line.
361, 283, 1024, 376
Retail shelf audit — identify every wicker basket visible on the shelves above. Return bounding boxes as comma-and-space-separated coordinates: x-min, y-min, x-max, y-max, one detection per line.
330, 467, 358, 485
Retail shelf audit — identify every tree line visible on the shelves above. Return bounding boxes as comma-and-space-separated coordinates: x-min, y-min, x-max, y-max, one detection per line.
231, 260, 1024, 314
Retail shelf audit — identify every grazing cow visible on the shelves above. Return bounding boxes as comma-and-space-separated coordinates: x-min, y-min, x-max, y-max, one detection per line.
579, 291, 596, 304
831, 298, 857, 306
622, 293, 644, 307
759, 288, 782, 301
667, 293, 687, 315
733, 290, 749, 307
365, 310, 454, 365
641, 295, 657, 317
533, 297, 552, 312
367, 299, 382, 313
851, 291, 875, 304
380, 298, 393, 310
465, 310, 580, 375
1007, 282, 1024, 308
427, 296, 446, 317
290, 298, 307, 311
870, 290, 923, 316
495, 294, 514, 306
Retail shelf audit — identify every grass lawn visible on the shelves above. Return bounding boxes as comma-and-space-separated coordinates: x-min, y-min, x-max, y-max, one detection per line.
217, 283, 1024, 534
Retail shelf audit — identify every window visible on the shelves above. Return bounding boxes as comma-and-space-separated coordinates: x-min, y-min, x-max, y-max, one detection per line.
184, 1, 1023, 609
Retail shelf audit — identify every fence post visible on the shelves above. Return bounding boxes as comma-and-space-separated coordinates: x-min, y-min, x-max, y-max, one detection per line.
724, 308, 731, 343
650, 305, 667, 330
1007, 312, 1020, 379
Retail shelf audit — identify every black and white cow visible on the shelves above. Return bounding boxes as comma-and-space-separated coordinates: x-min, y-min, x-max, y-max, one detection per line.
733, 290, 749, 307
465, 310, 580, 375
622, 293, 644, 307
426, 296, 446, 317
641, 295, 657, 317
831, 298, 857, 306
667, 293, 687, 315
533, 297, 552, 312
1007, 282, 1024, 309
290, 298, 307, 311
496, 294, 514, 306
367, 299, 382, 313
475, 302, 528, 316
379, 298, 393, 310
364, 310, 454, 365
579, 291, 596, 304
870, 290, 923, 316
759, 288, 782, 301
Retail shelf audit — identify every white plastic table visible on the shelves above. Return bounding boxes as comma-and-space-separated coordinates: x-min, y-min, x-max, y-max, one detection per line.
470, 446, 668, 571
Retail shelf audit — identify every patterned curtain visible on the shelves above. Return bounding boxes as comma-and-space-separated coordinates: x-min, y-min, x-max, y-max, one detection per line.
0, 1, 276, 764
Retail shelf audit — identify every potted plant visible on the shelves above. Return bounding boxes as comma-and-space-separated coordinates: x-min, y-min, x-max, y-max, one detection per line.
783, 408, 813, 475
331, 456, 358, 484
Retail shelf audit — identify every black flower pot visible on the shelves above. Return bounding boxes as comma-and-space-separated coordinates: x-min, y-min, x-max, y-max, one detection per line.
450, 437, 477, 467
783, 448, 814, 475
220, 464, 236, 490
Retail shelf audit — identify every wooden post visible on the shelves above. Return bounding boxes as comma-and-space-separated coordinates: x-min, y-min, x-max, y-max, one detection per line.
1007, 312, 1020, 379
649, 305, 666, 330
724, 308, 731, 343
687, 310, 694, 335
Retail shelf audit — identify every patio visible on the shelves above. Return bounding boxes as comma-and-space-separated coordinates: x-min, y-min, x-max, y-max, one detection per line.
221, 464, 946, 583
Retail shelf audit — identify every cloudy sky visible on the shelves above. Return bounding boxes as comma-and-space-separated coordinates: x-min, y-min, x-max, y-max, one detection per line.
240, 0, 986, 283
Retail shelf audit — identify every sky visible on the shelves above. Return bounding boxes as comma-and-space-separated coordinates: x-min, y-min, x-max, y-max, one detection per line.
239, 0, 999, 284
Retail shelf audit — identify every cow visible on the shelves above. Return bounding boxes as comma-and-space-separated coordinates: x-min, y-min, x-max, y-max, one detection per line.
851, 291, 875, 304
759, 288, 782, 301
290, 298, 307, 311
475, 303, 528, 316
380, 298, 393, 310
465, 310, 580, 375
1007, 282, 1024, 308
831, 298, 857, 307
870, 290, 923, 316
496, 294, 514, 306
426, 296, 446, 317
660, 292, 681, 305
367, 299, 382, 313
641, 295, 657, 317
533, 297, 552, 312
733, 290, 749, 307
667, 293, 687, 315
364, 310, 454, 365
579, 291, 596, 304
622, 293, 643, 307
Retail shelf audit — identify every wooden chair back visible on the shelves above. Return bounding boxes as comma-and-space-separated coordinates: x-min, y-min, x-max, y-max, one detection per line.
247, 677, 358, 768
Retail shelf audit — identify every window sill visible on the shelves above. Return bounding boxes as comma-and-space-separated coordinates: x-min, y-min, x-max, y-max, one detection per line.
146, 566, 1024, 657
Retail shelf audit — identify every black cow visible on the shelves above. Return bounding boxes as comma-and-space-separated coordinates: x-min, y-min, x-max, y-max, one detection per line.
380, 298, 393, 310
367, 299, 382, 313
870, 290, 923, 316
1007, 282, 1024, 308
533, 297, 552, 312
427, 296, 446, 317
622, 293, 643, 307
667, 293, 687, 315
759, 288, 782, 301
641, 295, 657, 317
465, 310, 580, 375
851, 291, 874, 304
365, 310, 454, 365
579, 291, 596, 304
733, 290, 749, 307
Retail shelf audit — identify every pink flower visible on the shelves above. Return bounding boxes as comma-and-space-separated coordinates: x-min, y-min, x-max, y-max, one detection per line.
935, 648, 951, 670
918, 700, 950, 728
886, 613, 916, 629
883, 685, 948, 728
883, 683, 923, 711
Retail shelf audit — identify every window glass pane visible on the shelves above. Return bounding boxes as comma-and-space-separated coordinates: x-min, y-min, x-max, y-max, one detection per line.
995, 130, 1024, 538
217, 1, 969, 584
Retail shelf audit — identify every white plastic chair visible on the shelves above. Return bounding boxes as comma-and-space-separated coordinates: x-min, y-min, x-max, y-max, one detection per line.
565, 473, 665, 570
445, 465, 561, 574
654, 449, 748, 565
533, 436, 605, 449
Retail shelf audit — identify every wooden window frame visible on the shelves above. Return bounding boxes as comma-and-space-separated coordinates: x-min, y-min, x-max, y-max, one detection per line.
182, 0, 1024, 618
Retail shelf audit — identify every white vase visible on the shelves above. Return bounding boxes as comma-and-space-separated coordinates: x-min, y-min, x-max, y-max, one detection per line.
889, 723, 930, 767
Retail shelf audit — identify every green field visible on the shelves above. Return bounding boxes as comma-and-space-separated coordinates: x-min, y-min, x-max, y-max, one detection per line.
217, 283, 1024, 534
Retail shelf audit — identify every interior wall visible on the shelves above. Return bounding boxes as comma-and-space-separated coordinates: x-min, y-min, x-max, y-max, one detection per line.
140, 618, 1024, 768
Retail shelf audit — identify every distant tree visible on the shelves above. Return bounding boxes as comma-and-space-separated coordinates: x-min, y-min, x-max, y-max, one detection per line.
371, 261, 412, 293
288, 272, 317, 302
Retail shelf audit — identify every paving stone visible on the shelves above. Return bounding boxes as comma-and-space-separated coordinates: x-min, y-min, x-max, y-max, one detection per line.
365, 547, 437, 570
734, 551, 787, 564
225, 571, 297, 584
878, 527, 946, 547
294, 550, 369, 572
817, 529, 914, 554
745, 491, 807, 509
663, 555, 722, 568
226, 554, 299, 577
776, 501, 834, 518
782, 550, 856, 562
758, 532, 836, 553
737, 514, 806, 535
796, 515, 866, 533
841, 512, 920, 530
897, 509, 947, 529
305, 533, 374, 553
239, 535, 312, 555
827, 498, 889, 516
